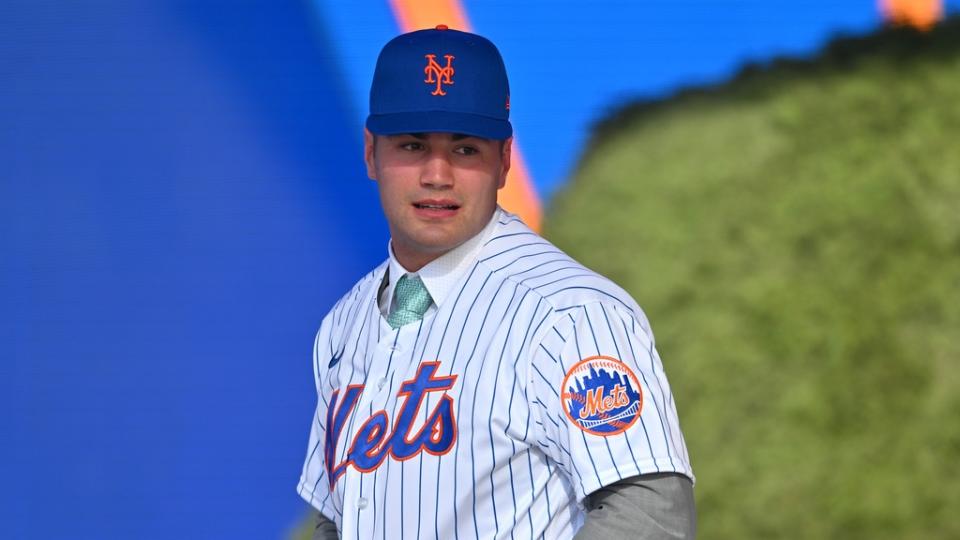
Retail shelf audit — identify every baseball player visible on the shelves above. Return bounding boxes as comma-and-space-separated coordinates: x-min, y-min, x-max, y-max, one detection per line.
298, 26, 695, 539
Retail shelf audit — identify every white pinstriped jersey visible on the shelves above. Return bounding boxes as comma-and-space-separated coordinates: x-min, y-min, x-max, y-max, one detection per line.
298, 210, 693, 539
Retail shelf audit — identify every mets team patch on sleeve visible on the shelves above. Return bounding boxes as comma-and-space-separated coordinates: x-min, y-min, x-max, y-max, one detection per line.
561, 355, 643, 436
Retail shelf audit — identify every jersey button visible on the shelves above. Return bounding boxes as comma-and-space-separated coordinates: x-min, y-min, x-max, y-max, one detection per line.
388, 344, 403, 353
357, 497, 368, 509
377, 377, 388, 390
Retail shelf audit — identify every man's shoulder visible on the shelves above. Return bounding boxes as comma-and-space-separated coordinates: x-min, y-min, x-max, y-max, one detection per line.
321, 259, 388, 322
479, 213, 644, 318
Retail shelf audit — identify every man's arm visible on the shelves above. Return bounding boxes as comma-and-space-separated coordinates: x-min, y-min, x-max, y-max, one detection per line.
311, 511, 338, 540
574, 473, 696, 540
528, 302, 696, 538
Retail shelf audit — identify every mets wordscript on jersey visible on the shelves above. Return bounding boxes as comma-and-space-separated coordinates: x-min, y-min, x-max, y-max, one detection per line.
324, 361, 458, 489
423, 54, 455, 96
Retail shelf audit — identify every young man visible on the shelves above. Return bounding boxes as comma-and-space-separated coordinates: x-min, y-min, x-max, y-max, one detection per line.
298, 27, 695, 539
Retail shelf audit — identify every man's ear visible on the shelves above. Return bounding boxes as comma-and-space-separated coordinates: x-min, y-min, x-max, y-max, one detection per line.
363, 128, 377, 180
498, 137, 513, 189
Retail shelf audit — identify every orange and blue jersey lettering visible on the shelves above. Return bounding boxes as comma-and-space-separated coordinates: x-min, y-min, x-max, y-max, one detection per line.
325, 362, 458, 489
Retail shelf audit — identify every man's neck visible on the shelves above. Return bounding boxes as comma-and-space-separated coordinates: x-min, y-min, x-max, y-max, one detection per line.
390, 210, 500, 273
391, 246, 447, 274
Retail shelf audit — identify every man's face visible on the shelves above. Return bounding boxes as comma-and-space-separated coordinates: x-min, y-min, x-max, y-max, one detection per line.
364, 130, 512, 271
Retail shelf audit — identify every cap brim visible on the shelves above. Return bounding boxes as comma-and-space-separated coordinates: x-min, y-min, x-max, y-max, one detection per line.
366, 111, 513, 140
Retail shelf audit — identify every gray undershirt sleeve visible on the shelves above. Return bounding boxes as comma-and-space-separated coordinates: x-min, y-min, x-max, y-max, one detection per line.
573, 473, 696, 540
311, 511, 339, 540
311, 472, 694, 540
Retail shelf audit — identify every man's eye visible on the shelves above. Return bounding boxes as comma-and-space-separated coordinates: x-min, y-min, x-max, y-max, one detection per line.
455, 146, 478, 155
401, 142, 424, 151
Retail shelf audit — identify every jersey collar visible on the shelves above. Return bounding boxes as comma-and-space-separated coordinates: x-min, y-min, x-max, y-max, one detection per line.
382, 207, 502, 315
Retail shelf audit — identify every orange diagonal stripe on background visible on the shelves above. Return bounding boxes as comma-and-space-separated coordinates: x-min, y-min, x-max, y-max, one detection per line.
387, 0, 543, 231
880, 0, 942, 30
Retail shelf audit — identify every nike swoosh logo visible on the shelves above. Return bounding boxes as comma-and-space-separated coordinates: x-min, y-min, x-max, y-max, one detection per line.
328, 348, 344, 369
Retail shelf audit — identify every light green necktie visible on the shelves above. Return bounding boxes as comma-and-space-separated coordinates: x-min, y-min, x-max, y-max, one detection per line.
387, 274, 433, 329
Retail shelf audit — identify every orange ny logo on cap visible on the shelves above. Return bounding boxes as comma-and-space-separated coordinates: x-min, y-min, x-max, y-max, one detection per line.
424, 54, 455, 96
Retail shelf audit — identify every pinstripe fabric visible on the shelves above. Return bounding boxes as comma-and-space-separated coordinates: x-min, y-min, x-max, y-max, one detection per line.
297, 209, 693, 539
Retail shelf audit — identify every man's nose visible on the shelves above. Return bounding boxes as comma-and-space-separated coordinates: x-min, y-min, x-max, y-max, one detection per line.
420, 151, 454, 188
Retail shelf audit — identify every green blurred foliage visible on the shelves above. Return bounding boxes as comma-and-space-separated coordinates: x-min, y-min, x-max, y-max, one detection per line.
546, 17, 960, 540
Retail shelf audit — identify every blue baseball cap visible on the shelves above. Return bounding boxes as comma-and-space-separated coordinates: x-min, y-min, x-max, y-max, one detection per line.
366, 26, 512, 140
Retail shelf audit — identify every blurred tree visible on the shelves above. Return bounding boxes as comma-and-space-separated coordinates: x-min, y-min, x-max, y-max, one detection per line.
548, 16, 960, 540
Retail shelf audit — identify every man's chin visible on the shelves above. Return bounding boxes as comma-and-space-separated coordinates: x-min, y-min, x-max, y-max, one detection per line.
407, 225, 464, 248
411, 237, 461, 256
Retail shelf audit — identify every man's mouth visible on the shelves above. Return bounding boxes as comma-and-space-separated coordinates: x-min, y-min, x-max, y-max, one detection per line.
413, 201, 460, 210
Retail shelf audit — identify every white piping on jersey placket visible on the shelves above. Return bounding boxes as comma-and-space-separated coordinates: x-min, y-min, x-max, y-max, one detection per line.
352, 338, 396, 537
343, 320, 418, 538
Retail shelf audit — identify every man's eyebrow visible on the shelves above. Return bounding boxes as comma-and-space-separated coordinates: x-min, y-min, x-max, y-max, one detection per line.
383, 133, 426, 140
